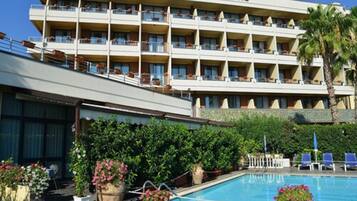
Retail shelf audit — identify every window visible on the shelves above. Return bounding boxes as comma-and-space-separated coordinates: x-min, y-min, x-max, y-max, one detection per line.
255, 68, 268, 82
112, 63, 130, 75
148, 35, 164, 52
227, 39, 238, 51
225, 13, 241, 23
150, 64, 164, 83
172, 65, 187, 80
54, 30, 73, 43
82, 1, 108, 12
255, 96, 269, 109
198, 10, 217, 21
228, 96, 241, 108
277, 43, 289, 54
279, 70, 285, 81
203, 66, 218, 80
113, 4, 137, 15
112, 32, 129, 45
249, 15, 264, 25
172, 35, 186, 48
279, 97, 288, 109
253, 41, 266, 53
273, 18, 288, 28
88, 62, 106, 74
204, 96, 219, 108
323, 98, 330, 109
143, 6, 165, 22
229, 67, 240, 81
171, 8, 192, 19
201, 37, 218, 50
90, 32, 107, 44
302, 98, 313, 109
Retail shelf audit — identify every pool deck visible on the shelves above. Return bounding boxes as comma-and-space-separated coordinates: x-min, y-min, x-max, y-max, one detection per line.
44, 167, 357, 201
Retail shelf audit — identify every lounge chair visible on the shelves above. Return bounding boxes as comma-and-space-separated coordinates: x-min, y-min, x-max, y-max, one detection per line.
344, 153, 357, 172
298, 153, 313, 171
321, 153, 335, 171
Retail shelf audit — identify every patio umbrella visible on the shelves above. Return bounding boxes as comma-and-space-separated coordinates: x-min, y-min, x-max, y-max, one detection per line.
313, 132, 318, 163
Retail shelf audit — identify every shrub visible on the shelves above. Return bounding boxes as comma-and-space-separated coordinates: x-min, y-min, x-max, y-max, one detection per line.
70, 140, 89, 197
275, 185, 313, 201
23, 163, 50, 200
140, 190, 171, 201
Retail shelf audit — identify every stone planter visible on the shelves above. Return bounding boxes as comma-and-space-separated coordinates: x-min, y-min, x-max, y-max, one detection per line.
73, 195, 93, 201
192, 166, 204, 185
97, 182, 125, 201
1, 185, 30, 201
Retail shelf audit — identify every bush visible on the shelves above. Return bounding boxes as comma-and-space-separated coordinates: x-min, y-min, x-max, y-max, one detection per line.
275, 185, 313, 201
85, 118, 253, 186
70, 140, 89, 197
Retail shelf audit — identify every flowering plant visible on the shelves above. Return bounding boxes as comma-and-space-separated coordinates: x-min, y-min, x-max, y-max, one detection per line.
23, 163, 50, 199
92, 160, 128, 189
70, 140, 89, 197
140, 190, 171, 201
275, 185, 313, 201
0, 159, 24, 190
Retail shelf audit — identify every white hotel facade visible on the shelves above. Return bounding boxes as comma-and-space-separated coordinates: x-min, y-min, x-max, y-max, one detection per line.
29, 0, 355, 113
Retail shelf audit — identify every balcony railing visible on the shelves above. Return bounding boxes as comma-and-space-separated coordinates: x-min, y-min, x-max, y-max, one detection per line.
333, 81, 344, 86
112, 40, 138, 46
112, 8, 138, 15
172, 42, 196, 49
253, 49, 273, 54
256, 77, 276, 83
79, 38, 107, 44
280, 79, 300, 84
28, 36, 43, 42
87, 64, 107, 74
201, 44, 221, 51
303, 80, 321, 85
47, 36, 74, 43
141, 73, 165, 86
141, 42, 168, 53
172, 13, 194, 19
48, 5, 76, 11
142, 11, 167, 22
228, 46, 247, 52
202, 75, 223, 81
81, 7, 108, 13
199, 15, 220, 21
229, 76, 251, 82
226, 18, 243, 24
31, 4, 45, 9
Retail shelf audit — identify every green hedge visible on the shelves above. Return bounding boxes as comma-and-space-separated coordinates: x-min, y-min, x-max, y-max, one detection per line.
84, 118, 257, 187
233, 115, 357, 161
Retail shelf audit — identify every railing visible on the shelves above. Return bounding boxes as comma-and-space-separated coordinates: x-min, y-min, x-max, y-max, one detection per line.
226, 18, 244, 24
253, 49, 273, 54
47, 36, 74, 43
172, 42, 196, 49
230, 76, 252, 82
199, 15, 220, 21
172, 13, 194, 19
202, 75, 223, 81
141, 42, 168, 53
276, 23, 289, 28
247, 154, 285, 169
81, 7, 108, 13
303, 79, 321, 85
112, 8, 138, 15
111, 40, 138, 46
140, 73, 165, 86
142, 11, 167, 22
201, 44, 221, 51
333, 81, 344, 86
48, 5, 76, 11
228, 46, 248, 52
31, 4, 45, 9
28, 36, 43, 42
280, 79, 300, 84
79, 38, 107, 45
256, 77, 276, 83
251, 21, 265, 26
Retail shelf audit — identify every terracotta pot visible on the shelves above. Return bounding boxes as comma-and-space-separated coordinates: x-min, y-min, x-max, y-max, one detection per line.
21, 40, 36, 49
97, 183, 125, 201
3, 185, 30, 201
0, 32, 5, 40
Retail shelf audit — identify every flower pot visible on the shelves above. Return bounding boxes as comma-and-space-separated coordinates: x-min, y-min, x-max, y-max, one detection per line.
73, 195, 93, 201
192, 167, 204, 185
3, 185, 30, 201
97, 182, 125, 201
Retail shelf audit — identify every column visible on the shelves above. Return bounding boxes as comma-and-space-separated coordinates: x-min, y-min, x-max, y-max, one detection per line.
271, 98, 280, 109
314, 99, 325, 109
194, 97, 201, 117
107, 1, 112, 74
222, 60, 229, 80
290, 38, 299, 55
247, 62, 255, 80
248, 98, 255, 109
74, 0, 81, 70
337, 99, 346, 109
245, 34, 253, 51
195, 59, 201, 77
271, 64, 279, 81
268, 36, 276, 54
295, 99, 303, 109
221, 97, 229, 109
138, 3, 142, 77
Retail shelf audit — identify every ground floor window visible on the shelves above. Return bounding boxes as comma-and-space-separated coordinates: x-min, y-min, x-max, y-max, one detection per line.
204, 96, 219, 108
228, 96, 241, 108
255, 96, 269, 108
279, 97, 288, 109
0, 92, 74, 178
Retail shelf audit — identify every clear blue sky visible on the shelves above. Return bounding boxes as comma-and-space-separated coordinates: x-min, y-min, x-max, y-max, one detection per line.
0, 0, 355, 40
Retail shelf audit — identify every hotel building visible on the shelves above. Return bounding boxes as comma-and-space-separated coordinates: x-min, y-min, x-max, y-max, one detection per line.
28, 0, 355, 115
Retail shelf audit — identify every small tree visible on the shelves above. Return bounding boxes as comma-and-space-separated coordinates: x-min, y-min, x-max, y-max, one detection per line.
298, 5, 353, 124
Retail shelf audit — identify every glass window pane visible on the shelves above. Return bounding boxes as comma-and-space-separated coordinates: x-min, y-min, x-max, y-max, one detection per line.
24, 101, 45, 118
0, 119, 20, 162
46, 124, 64, 158
23, 122, 44, 159
46, 104, 66, 120
2, 93, 22, 116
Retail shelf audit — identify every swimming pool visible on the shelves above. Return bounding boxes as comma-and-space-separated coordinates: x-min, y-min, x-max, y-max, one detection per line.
173, 174, 357, 201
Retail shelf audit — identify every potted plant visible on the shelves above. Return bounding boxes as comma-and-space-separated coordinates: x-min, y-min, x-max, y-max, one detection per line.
191, 163, 204, 185
92, 160, 128, 201
275, 185, 313, 201
70, 141, 92, 201
140, 189, 171, 201
23, 163, 50, 201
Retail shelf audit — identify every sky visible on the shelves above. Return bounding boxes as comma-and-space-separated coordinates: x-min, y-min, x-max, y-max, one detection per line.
0, 0, 355, 41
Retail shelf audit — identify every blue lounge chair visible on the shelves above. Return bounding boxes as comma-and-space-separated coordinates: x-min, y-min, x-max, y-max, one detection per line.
321, 153, 335, 171
344, 153, 357, 172
298, 153, 312, 171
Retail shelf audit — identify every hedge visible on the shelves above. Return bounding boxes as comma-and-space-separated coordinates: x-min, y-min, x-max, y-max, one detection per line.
84, 118, 258, 187
232, 115, 357, 161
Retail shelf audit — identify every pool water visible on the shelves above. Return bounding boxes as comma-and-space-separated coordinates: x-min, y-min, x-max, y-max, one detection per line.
173, 174, 357, 201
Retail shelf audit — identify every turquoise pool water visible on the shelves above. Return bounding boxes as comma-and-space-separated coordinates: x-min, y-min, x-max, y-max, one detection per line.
173, 174, 357, 201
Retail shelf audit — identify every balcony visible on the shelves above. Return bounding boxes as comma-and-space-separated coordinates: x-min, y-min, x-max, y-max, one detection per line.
78, 38, 108, 55
111, 8, 140, 25
29, 5, 45, 21
79, 7, 109, 23
110, 40, 139, 56
199, 45, 226, 61
198, 17, 225, 32
171, 43, 198, 59
142, 11, 168, 24
171, 15, 196, 30
141, 73, 166, 86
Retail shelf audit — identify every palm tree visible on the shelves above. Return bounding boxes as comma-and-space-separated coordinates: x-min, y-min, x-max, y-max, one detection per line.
298, 5, 353, 124
345, 7, 357, 122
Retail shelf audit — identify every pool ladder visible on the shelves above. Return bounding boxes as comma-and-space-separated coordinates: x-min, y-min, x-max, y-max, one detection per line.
129, 180, 181, 200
